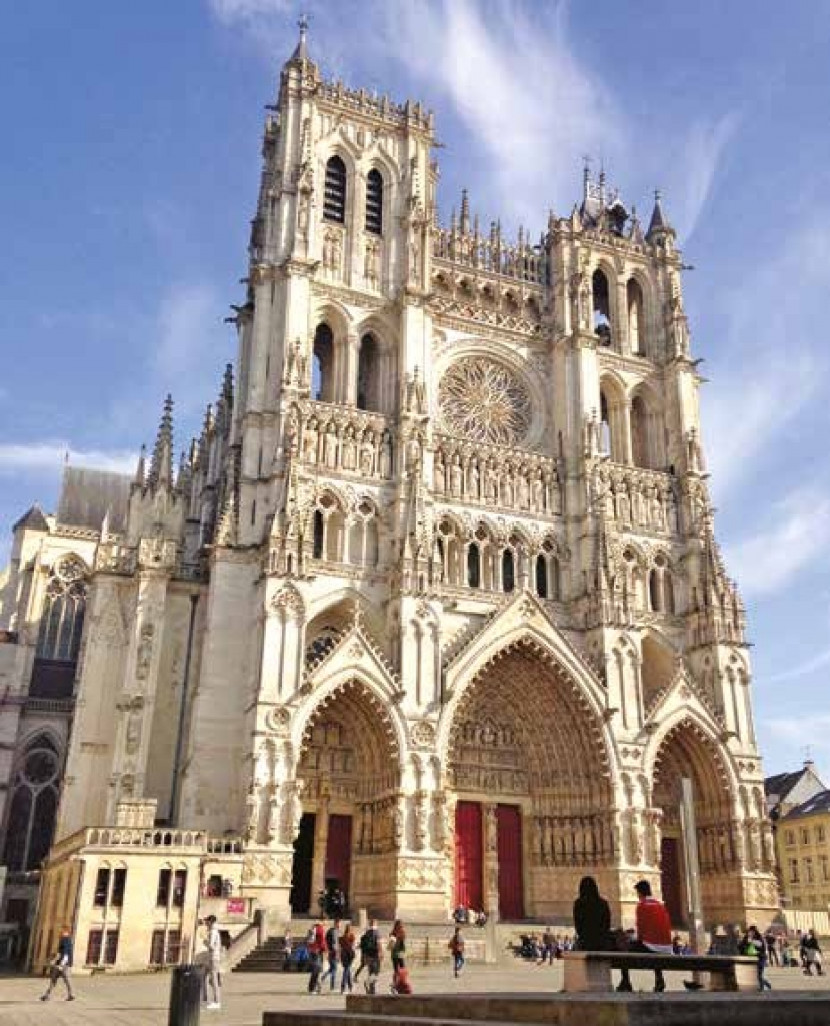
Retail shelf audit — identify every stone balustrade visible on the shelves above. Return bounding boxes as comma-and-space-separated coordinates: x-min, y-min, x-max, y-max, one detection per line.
432, 226, 547, 285
48, 826, 244, 859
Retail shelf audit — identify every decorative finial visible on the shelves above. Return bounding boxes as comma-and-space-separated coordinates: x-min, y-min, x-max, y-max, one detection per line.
291, 13, 310, 62
460, 188, 470, 234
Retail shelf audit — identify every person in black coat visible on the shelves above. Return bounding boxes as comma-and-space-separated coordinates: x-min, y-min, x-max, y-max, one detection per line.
573, 876, 613, 951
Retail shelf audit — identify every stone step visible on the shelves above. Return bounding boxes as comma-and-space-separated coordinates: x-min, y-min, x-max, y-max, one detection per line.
266, 993, 830, 1026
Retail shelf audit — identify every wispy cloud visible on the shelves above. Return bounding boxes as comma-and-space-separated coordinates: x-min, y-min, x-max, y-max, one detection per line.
725, 487, 830, 597
208, 0, 291, 23
387, 0, 622, 226
670, 113, 739, 242
764, 713, 830, 761
0, 442, 136, 476
153, 282, 233, 415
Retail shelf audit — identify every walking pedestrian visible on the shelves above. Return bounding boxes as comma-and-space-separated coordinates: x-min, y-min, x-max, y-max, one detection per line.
306, 920, 326, 994
388, 919, 406, 993
203, 915, 223, 1010
340, 922, 357, 993
320, 919, 341, 991
355, 919, 382, 994
803, 929, 824, 976
40, 926, 75, 1003
764, 929, 779, 967
741, 925, 771, 991
449, 926, 465, 977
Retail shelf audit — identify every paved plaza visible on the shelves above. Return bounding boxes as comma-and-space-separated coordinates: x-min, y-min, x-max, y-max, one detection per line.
0, 959, 828, 1026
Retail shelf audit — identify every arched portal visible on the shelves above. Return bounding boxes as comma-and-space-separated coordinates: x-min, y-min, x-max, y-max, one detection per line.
652, 720, 743, 926
291, 680, 401, 918
447, 641, 615, 920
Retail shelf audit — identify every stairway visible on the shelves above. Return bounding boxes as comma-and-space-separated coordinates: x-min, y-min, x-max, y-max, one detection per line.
234, 935, 299, 973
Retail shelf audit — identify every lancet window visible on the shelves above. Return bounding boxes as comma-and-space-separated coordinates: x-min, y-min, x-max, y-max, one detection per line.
324, 156, 347, 224
648, 556, 676, 614
592, 269, 612, 346
312, 323, 335, 403
2, 734, 61, 872
627, 278, 644, 356
365, 169, 383, 235
356, 334, 380, 412
36, 558, 87, 663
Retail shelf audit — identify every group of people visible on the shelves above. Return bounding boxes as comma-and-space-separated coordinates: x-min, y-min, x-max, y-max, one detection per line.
452, 906, 488, 928
303, 918, 409, 995
517, 930, 577, 963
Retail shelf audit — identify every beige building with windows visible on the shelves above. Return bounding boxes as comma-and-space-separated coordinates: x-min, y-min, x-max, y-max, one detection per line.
0, 26, 778, 972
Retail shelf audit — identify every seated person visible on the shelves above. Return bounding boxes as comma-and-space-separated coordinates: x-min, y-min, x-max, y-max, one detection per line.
618, 880, 672, 993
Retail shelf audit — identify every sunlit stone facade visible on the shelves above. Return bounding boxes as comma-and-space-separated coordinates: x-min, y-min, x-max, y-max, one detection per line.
0, 29, 778, 972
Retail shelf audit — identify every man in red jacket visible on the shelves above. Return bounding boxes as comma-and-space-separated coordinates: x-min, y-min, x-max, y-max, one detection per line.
617, 880, 672, 992
306, 920, 327, 994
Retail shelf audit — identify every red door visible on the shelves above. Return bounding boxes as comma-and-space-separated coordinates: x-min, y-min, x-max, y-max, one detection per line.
325, 814, 353, 902
497, 805, 524, 919
660, 837, 684, 927
455, 801, 483, 909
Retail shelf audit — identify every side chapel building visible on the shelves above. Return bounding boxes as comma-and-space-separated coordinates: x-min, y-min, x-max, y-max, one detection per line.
0, 28, 778, 971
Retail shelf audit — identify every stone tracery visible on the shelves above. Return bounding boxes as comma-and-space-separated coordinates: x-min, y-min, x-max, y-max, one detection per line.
438, 357, 533, 446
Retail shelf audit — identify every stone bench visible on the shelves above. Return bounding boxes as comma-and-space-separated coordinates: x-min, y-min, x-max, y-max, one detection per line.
562, 950, 758, 992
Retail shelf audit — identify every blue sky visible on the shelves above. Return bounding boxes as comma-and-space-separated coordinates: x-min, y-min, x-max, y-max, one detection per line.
2, 1, 830, 779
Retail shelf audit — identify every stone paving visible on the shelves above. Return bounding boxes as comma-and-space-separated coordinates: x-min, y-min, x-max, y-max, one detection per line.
0, 960, 828, 1026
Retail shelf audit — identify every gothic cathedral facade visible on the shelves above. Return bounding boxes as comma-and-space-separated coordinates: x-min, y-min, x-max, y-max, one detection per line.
0, 31, 778, 970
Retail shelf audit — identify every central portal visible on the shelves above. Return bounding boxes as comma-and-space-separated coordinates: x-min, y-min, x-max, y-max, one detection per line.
447, 640, 614, 920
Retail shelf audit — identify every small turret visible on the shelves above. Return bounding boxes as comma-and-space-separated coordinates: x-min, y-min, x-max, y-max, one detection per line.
133, 445, 147, 489
646, 189, 675, 242
460, 189, 470, 234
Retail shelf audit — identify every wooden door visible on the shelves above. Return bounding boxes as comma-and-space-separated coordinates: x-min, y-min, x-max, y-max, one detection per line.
496, 804, 524, 919
455, 801, 483, 910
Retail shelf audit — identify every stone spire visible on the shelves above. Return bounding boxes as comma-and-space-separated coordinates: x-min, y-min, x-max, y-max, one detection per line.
148, 395, 174, 490
460, 189, 470, 234
133, 444, 147, 489
646, 189, 675, 241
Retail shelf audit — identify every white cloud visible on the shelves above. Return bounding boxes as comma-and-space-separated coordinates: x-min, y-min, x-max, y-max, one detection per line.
0, 442, 136, 476
153, 282, 233, 414
702, 349, 819, 500
725, 487, 830, 597
208, 0, 290, 23
671, 113, 739, 242
386, 0, 623, 226
764, 713, 830, 760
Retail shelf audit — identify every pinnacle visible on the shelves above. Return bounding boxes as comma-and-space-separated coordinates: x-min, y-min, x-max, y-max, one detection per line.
148, 394, 174, 489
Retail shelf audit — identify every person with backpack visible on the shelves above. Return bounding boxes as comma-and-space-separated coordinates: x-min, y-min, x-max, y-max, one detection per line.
355, 919, 381, 993
319, 919, 341, 991
448, 926, 465, 978
339, 922, 357, 993
306, 920, 326, 994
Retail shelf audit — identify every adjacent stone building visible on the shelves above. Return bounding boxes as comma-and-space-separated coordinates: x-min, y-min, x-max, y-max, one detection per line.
0, 27, 778, 971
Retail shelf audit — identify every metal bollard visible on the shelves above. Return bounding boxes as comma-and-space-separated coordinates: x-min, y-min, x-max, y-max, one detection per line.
169, 963, 203, 1026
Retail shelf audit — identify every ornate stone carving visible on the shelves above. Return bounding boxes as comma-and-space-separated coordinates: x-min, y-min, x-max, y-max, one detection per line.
410, 720, 436, 749
265, 706, 291, 734
438, 357, 533, 446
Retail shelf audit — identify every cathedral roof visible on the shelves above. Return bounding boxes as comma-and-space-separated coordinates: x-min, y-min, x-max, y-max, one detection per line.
57, 465, 132, 534
12, 504, 50, 533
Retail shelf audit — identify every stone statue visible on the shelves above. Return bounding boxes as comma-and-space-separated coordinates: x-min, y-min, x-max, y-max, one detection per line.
450, 454, 463, 498
360, 431, 375, 476
342, 426, 357, 470
379, 430, 393, 478
468, 457, 480, 499
434, 450, 446, 494
323, 423, 338, 468
304, 417, 319, 464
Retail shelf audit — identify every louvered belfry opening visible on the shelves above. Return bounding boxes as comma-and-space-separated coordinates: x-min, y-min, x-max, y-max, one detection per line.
324, 155, 347, 223
365, 168, 383, 234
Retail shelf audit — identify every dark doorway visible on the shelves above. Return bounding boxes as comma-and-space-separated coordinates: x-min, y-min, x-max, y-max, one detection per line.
290, 812, 316, 914
324, 814, 353, 911
660, 836, 685, 927
496, 804, 524, 919
455, 801, 483, 910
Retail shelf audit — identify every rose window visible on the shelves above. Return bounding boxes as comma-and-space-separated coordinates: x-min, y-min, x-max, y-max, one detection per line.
438, 357, 533, 445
